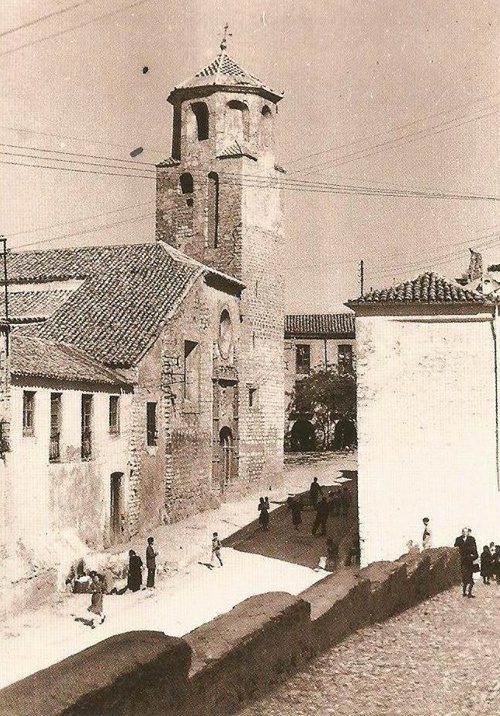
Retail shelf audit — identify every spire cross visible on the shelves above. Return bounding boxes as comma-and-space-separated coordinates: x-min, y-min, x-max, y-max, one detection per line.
220, 23, 231, 52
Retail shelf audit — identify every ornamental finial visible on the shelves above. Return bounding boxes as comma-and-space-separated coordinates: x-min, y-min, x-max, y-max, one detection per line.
220, 23, 231, 51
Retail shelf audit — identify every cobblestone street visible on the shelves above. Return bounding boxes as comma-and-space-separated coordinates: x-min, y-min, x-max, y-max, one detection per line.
239, 580, 500, 716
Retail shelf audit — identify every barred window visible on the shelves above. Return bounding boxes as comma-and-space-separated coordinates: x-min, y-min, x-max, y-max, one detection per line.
23, 391, 35, 436
109, 396, 120, 434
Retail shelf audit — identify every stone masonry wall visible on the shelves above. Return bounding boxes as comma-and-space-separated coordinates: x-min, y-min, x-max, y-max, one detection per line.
0, 547, 462, 716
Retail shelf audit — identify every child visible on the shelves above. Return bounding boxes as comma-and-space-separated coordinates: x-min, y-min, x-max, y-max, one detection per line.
87, 571, 106, 628
211, 532, 223, 567
480, 545, 493, 585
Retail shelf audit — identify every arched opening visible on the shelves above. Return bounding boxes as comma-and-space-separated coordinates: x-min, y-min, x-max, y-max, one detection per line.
110, 472, 124, 543
208, 171, 219, 247
261, 105, 273, 148
179, 172, 194, 194
290, 420, 316, 452
219, 426, 233, 487
191, 102, 209, 140
227, 99, 250, 143
332, 418, 357, 451
218, 309, 233, 359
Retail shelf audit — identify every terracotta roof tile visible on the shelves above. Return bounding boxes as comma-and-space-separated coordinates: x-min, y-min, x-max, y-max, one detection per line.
10, 334, 131, 386
1, 290, 74, 322
285, 313, 355, 337
217, 141, 257, 160
350, 272, 487, 305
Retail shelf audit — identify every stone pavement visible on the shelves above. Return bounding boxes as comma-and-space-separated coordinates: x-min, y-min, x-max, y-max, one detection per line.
0, 452, 355, 689
239, 579, 500, 716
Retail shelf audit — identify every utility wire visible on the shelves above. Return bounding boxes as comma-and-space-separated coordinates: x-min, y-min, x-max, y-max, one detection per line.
0, 142, 154, 167
0, 0, 155, 57
5, 200, 155, 237
0, 0, 99, 38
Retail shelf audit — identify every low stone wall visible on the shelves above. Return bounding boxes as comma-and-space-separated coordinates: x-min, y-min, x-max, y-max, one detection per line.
0, 547, 461, 716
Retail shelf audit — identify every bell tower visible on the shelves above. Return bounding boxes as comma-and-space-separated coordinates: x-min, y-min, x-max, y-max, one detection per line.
156, 35, 285, 487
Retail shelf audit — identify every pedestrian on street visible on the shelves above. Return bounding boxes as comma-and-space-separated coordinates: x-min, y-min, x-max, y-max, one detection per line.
330, 488, 342, 517
146, 536, 158, 588
454, 527, 478, 598
340, 485, 351, 516
312, 496, 330, 536
258, 497, 270, 531
422, 517, 432, 550
493, 545, 500, 584
211, 532, 223, 566
287, 496, 303, 531
480, 545, 493, 585
325, 537, 339, 571
309, 477, 323, 509
127, 550, 143, 592
87, 572, 105, 628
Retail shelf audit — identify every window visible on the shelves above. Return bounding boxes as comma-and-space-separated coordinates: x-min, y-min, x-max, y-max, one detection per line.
50, 393, 62, 462
227, 99, 250, 142
296, 344, 311, 374
338, 344, 353, 374
22, 391, 35, 436
249, 387, 258, 408
146, 402, 157, 446
184, 340, 199, 402
180, 172, 194, 194
261, 105, 273, 147
218, 309, 233, 359
81, 394, 93, 459
191, 102, 209, 140
109, 396, 120, 435
208, 171, 220, 247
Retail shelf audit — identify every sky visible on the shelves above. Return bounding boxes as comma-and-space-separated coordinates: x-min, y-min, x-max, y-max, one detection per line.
1, 0, 500, 312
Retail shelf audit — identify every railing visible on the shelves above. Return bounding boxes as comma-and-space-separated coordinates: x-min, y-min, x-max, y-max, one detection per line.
81, 429, 92, 460
49, 432, 60, 462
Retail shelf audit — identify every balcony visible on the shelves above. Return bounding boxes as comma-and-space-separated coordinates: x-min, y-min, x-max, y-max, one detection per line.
81, 429, 92, 460
49, 432, 60, 462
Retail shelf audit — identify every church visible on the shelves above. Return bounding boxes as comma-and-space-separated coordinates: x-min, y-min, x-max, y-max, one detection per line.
0, 43, 285, 564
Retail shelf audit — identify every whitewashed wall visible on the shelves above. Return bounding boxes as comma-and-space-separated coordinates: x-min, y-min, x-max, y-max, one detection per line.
356, 308, 500, 566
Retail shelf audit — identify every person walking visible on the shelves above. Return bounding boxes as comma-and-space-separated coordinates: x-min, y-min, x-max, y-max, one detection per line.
146, 537, 158, 588
258, 497, 270, 531
422, 517, 432, 550
211, 532, 223, 566
87, 572, 105, 628
127, 550, 143, 592
325, 538, 339, 571
312, 496, 330, 536
309, 477, 322, 509
454, 527, 478, 598
287, 496, 303, 531
480, 545, 493, 585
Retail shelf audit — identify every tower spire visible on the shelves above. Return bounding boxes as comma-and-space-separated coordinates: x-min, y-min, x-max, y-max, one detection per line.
220, 22, 231, 52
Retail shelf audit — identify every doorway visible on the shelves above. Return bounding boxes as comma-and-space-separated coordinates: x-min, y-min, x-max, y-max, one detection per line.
110, 472, 123, 543
219, 427, 233, 490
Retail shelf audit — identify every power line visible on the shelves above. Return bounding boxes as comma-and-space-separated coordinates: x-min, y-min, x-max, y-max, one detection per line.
0, 124, 166, 156
4, 200, 155, 237
4, 154, 500, 202
295, 102, 500, 178
0, 149, 156, 174
14, 213, 154, 250
0, 142, 155, 167
0, 0, 99, 38
287, 88, 500, 168
0, 0, 156, 57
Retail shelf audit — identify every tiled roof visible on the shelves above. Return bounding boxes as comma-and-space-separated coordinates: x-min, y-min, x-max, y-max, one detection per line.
156, 157, 180, 168
350, 272, 487, 305
0, 290, 74, 322
285, 313, 355, 337
10, 334, 131, 386
7, 243, 202, 367
217, 141, 257, 160
170, 52, 283, 103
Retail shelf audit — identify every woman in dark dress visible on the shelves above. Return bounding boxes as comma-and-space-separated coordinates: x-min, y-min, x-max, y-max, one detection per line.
287, 496, 303, 531
480, 545, 493, 585
127, 550, 143, 592
258, 497, 270, 531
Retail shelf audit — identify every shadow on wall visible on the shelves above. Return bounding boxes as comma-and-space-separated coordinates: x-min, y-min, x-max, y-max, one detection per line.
0, 546, 461, 716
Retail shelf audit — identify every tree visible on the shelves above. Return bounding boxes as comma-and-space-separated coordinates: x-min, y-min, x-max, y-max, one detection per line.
290, 366, 356, 450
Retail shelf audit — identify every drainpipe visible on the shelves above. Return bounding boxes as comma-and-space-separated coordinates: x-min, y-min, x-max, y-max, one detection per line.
493, 303, 500, 490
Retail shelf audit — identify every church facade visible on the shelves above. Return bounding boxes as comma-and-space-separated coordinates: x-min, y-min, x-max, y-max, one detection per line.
0, 47, 285, 565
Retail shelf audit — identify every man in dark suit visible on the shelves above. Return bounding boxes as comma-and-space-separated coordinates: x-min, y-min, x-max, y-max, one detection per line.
454, 527, 478, 598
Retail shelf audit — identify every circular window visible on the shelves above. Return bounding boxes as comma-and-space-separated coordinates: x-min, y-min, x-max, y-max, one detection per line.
218, 309, 233, 359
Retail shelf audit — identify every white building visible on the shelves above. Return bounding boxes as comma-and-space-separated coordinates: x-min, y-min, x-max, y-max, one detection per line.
348, 272, 500, 566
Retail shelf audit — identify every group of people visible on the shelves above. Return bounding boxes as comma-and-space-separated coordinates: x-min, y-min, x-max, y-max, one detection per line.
125, 536, 159, 592
285, 478, 351, 536
454, 527, 500, 598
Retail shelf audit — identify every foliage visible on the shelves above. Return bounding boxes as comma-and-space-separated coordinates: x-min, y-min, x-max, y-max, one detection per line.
290, 365, 356, 449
